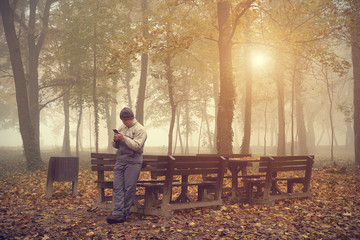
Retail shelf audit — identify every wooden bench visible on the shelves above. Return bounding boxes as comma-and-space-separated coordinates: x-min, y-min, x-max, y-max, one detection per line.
196, 154, 252, 199
242, 155, 314, 206
91, 153, 226, 217
135, 155, 226, 216
90, 153, 161, 202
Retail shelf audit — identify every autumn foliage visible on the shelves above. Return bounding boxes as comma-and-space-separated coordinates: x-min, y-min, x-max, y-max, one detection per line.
0, 160, 359, 239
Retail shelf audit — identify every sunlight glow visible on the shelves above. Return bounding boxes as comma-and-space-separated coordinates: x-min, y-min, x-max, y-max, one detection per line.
251, 51, 267, 68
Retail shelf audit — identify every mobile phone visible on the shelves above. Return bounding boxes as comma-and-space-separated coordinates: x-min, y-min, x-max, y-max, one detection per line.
113, 129, 119, 133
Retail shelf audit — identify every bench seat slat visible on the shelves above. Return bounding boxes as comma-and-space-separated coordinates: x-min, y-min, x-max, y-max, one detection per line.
172, 169, 219, 175
137, 181, 217, 188
92, 166, 115, 171
91, 159, 117, 165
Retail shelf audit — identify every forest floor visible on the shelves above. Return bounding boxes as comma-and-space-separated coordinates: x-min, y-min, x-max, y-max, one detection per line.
0, 153, 360, 239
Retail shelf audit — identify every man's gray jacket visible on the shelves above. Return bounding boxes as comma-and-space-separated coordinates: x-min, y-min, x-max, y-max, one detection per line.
113, 119, 147, 164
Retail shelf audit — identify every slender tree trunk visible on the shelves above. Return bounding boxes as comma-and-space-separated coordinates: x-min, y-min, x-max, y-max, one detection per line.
241, 31, 252, 155
0, 0, 42, 170
62, 92, 71, 156
345, 122, 354, 148
107, 80, 118, 152
294, 67, 308, 155
291, 63, 295, 155
173, 107, 180, 155
324, 68, 335, 163
174, 108, 185, 155
28, 0, 41, 142
92, 24, 99, 153
185, 95, 190, 154
276, 55, 286, 155
204, 102, 214, 152
165, 55, 176, 155
76, 102, 83, 157
105, 103, 112, 152
217, 1, 235, 154
136, 0, 149, 125
263, 100, 268, 156
295, 86, 308, 155
27, 0, 54, 143
352, 42, 360, 165
306, 106, 316, 153
125, 60, 133, 109
212, 75, 219, 153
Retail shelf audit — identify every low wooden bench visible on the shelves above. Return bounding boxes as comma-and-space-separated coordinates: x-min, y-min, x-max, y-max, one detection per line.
90, 153, 161, 202
135, 155, 226, 216
196, 153, 252, 199
242, 155, 314, 206
91, 153, 226, 217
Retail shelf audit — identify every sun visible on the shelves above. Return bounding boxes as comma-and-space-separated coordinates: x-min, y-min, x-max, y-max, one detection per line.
251, 51, 267, 68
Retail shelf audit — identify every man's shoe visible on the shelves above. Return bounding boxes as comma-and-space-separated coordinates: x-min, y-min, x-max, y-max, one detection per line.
106, 215, 126, 224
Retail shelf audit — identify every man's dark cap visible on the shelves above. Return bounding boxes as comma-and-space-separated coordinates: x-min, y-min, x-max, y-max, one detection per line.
120, 107, 134, 120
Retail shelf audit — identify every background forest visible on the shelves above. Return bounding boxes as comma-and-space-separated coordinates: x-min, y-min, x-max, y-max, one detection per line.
1, 0, 360, 171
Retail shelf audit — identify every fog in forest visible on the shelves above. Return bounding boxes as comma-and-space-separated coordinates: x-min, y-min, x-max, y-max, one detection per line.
0, 41, 354, 159
0, 0, 358, 165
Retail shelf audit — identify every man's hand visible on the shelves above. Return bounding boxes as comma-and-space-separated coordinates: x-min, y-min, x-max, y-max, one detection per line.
114, 132, 125, 141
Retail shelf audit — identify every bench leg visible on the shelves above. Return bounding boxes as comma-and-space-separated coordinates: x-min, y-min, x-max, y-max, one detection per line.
143, 188, 157, 214
244, 182, 255, 203
45, 179, 53, 199
72, 180, 78, 196
244, 181, 264, 204
287, 179, 305, 193
287, 181, 294, 193
97, 186, 105, 203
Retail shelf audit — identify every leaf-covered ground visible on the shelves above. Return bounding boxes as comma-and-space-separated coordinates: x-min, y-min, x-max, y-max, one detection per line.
1, 165, 360, 239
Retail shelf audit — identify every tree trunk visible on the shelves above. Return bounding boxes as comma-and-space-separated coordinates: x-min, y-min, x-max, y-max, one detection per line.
276, 55, 286, 155
217, 1, 235, 154
306, 106, 316, 153
263, 99, 268, 156
136, 0, 149, 125
27, 0, 54, 142
173, 106, 184, 155
352, 42, 360, 166
75, 101, 83, 157
62, 92, 71, 156
324, 68, 335, 163
295, 75, 308, 155
212, 75, 219, 153
345, 121, 354, 148
107, 80, 118, 152
204, 102, 214, 152
185, 89, 190, 154
173, 107, 179, 154
240, 29, 252, 155
105, 103, 112, 152
125, 60, 133, 109
165, 55, 176, 155
0, 0, 42, 170
92, 24, 99, 153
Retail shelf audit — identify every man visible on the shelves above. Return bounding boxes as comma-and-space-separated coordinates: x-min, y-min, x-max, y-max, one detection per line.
107, 107, 147, 224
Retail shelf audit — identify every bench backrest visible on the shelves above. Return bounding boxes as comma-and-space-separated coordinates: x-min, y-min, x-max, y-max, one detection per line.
258, 155, 314, 174
90, 153, 226, 179
196, 153, 251, 159
169, 155, 226, 176
91, 153, 167, 171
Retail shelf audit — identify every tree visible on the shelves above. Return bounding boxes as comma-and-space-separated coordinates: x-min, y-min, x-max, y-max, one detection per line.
347, 0, 360, 165
217, 0, 255, 154
136, 0, 149, 125
0, 0, 43, 170
351, 32, 360, 166
240, 19, 253, 155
